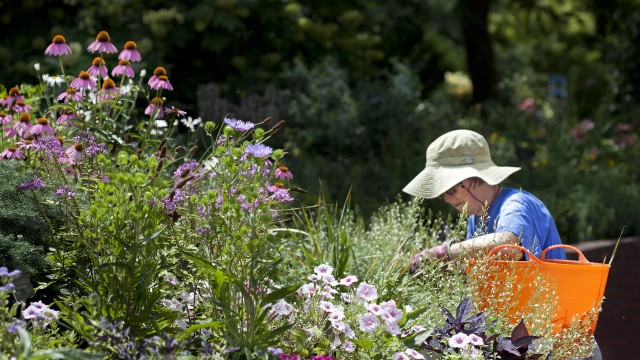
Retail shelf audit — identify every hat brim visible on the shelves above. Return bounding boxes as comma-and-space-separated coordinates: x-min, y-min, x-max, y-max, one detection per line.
403, 162, 520, 199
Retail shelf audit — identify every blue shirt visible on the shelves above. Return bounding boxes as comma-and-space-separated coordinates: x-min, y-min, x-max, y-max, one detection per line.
466, 187, 567, 260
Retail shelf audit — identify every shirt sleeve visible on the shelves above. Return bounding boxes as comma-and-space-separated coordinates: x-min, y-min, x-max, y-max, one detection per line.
493, 197, 543, 258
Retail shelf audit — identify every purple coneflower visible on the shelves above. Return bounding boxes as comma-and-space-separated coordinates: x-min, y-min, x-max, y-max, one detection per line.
119, 41, 141, 62
57, 88, 83, 103
87, 31, 118, 54
65, 143, 84, 164
56, 109, 77, 126
70, 71, 96, 91
45, 35, 72, 56
275, 165, 293, 180
12, 113, 32, 138
165, 106, 187, 117
99, 78, 118, 101
0, 146, 25, 160
0, 112, 12, 126
29, 118, 55, 136
224, 117, 255, 131
148, 67, 174, 91
111, 59, 135, 78
245, 143, 273, 158
87, 57, 108, 78
6, 87, 25, 107
12, 100, 32, 113
16, 138, 35, 150
145, 97, 165, 119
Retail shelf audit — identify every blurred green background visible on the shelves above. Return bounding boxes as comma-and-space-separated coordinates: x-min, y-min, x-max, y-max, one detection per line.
1, 0, 639, 243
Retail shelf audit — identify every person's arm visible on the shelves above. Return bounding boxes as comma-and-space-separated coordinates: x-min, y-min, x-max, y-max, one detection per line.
410, 231, 522, 271
448, 231, 522, 260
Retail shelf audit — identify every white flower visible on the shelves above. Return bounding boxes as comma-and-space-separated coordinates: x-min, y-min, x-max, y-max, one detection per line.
203, 157, 219, 170
314, 264, 333, 276
140, 69, 147, 78
34, 63, 40, 71
383, 307, 403, 324
42, 74, 66, 87
392, 352, 410, 360
448, 332, 471, 348
404, 348, 425, 359
339, 275, 358, 286
358, 313, 380, 333
155, 119, 168, 128
271, 300, 293, 316
385, 321, 401, 335
356, 282, 378, 302
469, 333, 484, 346
180, 116, 201, 132
342, 341, 355, 353
319, 301, 336, 313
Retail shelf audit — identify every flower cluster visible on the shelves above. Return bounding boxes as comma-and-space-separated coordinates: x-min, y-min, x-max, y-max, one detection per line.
269, 264, 426, 359
22, 301, 59, 329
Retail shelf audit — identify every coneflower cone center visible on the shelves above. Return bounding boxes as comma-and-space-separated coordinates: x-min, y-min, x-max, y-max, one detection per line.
53, 35, 66, 44
153, 67, 167, 76
79, 71, 91, 80
118, 59, 131, 66
74, 143, 84, 151
151, 97, 164, 106
102, 79, 116, 89
92, 57, 105, 66
37, 118, 49, 125
124, 41, 137, 50
9, 87, 20, 96
19, 113, 30, 123
96, 31, 111, 42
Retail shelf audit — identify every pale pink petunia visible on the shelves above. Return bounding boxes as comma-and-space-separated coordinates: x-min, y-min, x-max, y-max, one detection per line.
339, 275, 358, 286
385, 321, 401, 335
404, 348, 425, 359
356, 282, 378, 302
358, 313, 380, 333
392, 352, 410, 360
448, 332, 471, 348
314, 264, 334, 276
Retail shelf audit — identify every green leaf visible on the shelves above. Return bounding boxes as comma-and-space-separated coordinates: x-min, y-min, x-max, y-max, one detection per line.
258, 283, 300, 308
177, 320, 222, 341
29, 349, 103, 360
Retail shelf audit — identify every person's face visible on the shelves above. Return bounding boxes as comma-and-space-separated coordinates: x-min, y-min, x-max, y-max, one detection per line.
441, 180, 480, 215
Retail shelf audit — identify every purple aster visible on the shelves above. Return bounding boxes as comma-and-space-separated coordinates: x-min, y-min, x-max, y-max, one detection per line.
224, 117, 255, 131
54, 185, 76, 198
87, 31, 118, 54
245, 143, 273, 158
70, 71, 96, 91
112, 59, 135, 78
34, 135, 66, 160
87, 57, 108, 78
57, 88, 83, 103
18, 176, 45, 190
7, 319, 25, 333
45, 35, 72, 56
119, 41, 142, 62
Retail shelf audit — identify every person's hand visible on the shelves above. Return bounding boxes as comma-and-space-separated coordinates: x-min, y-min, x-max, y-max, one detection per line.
409, 243, 449, 272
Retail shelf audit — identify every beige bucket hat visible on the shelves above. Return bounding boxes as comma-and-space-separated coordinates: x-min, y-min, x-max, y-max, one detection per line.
403, 129, 520, 199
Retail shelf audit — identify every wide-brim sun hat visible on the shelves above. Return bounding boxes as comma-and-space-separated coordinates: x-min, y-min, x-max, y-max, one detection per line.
403, 129, 521, 199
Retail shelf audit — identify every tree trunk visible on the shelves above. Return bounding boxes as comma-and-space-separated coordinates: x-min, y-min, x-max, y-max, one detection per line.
458, 0, 496, 103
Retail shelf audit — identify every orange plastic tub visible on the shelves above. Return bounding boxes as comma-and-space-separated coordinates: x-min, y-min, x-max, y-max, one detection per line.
467, 244, 610, 335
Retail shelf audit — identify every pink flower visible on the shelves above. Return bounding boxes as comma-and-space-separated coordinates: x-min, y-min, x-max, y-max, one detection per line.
342, 341, 355, 353
339, 275, 358, 287
314, 264, 334, 276
386, 322, 401, 335
517, 97, 536, 115
382, 307, 403, 324
29, 118, 54, 136
448, 332, 471, 348
57, 88, 83, 103
11, 113, 32, 138
12, 100, 32, 113
65, 143, 84, 164
275, 165, 293, 180
119, 41, 141, 62
614, 122, 633, 133
145, 97, 165, 119
87, 57, 108, 78
358, 313, 380, 332
70, 72, 96, 91
270, 300, 293, 316
56, 110, 77, 126
0, 112, 12, 126
468, 334, 484, 346
45, 35, 72, 56
112, 60, 135, 78
404, 349, 425, 359
356, 282, 378, 302
87, 31, 118, 54
148, 66, 173, 91
392, 352, 410, 360
0, 146, 25, 160
99, 78, 119, 101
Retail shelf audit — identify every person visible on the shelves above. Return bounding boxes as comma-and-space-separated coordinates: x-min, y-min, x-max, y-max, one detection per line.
404, 129, 567, 270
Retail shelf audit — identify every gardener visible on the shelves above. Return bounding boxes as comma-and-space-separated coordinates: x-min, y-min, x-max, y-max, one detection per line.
404, 129, 567, 271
